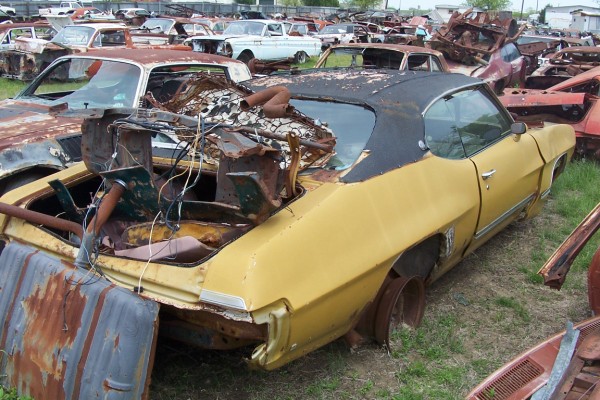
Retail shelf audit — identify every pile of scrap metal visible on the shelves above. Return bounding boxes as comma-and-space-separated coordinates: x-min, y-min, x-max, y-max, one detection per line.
528, 46, 600, 86
468, 202, 600, 400
501, 66, 600, 159
429, 9, 524, 66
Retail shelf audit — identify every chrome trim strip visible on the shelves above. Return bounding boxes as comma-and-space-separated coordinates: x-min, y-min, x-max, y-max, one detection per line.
541, 187, 551, 199
475, 194, 535, 240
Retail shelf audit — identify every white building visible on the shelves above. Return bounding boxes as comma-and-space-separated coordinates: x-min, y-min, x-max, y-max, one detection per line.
434, 4, 460, 23
571, 10, 600, 33
545, 5, 600, 30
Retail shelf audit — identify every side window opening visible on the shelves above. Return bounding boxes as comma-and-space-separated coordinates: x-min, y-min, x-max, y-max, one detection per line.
425, 87, 512, 159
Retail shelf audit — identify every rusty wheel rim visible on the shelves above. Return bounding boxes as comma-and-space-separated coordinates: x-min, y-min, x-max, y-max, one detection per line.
374, 276, 425, 348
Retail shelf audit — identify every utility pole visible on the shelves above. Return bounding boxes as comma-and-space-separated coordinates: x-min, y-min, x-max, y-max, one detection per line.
520, 0, 524, 20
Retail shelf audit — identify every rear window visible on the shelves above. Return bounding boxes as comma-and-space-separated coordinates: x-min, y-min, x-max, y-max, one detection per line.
291, 99, 375, 169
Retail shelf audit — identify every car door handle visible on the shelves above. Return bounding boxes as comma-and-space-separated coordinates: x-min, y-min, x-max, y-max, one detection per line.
482, 169, 496, 180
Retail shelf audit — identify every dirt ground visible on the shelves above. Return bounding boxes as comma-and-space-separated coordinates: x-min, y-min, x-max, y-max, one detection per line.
149, 198, 592, 400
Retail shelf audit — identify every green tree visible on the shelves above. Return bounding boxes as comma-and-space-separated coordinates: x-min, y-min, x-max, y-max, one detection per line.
346, 0, 379, 10
234, 0, 255, 5
464, 0, 510, 10
539, 3, 551, 24
281, 0, 301, 5
306, 0, 339, 6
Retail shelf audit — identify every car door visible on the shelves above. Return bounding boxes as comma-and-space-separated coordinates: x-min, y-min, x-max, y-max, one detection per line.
425, 84, 545, 253
501, 43, 526, 87
459, 86, 544, 248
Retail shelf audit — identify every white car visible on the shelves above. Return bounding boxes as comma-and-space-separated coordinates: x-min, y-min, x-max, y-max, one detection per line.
0, 4, 15, 16
184, 19, 321, 63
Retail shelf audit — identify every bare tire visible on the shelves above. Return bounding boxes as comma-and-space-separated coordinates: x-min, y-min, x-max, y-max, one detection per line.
237, 52, 254, 64
294, 51, 307, 64
374, 276, 425, 348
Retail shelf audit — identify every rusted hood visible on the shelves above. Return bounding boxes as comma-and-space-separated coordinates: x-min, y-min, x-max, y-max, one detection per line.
500, 89, 586, 108
0, 100, 83, 149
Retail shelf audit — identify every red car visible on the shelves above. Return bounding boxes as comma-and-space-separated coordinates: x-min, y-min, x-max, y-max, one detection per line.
501, 66, 600, 158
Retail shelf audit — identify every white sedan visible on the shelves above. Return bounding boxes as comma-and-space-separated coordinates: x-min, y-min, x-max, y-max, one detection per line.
185, 19, 321, 63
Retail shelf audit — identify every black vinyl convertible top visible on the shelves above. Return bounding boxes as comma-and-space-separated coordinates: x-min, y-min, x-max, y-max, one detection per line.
245, 70, 482, 183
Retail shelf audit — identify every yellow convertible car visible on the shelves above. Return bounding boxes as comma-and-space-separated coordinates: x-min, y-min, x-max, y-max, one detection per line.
0, 70, 574, 399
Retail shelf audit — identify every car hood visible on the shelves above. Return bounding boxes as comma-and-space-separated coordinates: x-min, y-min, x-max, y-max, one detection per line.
187, 34, 247, 42
0, 99, 83, 150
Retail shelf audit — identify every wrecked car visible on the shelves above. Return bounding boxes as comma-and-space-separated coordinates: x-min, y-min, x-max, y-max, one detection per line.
314, 43, 448, 72
313, 23, 379, 49
0, 22, 193, 80
0, 69, 575, 398
467, 202, 600, 400
429, 9, 527, 94
0, 22, 57, 50
184, 19, 322, 64
130, 17, 214, 45
0, 48, 251, 194
529, 46, 600, 82
501, 66, 600, 159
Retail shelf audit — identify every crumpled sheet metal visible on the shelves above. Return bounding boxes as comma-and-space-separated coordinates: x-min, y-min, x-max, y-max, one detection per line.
144, 74, 335, 171
0, 241, 159, 400
429, 9, 524, 63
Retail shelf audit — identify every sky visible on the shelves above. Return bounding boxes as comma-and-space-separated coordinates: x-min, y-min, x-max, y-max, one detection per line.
389, 0, 599, 14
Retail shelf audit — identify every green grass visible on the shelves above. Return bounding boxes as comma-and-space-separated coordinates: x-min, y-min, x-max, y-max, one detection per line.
0, 78, 27, 100
0, 387, 33, 400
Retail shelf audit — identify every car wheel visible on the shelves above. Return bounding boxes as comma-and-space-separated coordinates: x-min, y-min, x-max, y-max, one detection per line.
294, 51, 307, 64
373, 276, 425, 348
237, 52, 254, 64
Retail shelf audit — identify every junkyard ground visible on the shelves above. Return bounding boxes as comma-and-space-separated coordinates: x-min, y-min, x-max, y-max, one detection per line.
150, 159, 600, 400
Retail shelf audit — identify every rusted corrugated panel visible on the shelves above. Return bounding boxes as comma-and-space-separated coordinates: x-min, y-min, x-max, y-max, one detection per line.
0, 241, 159, 400
500, 91, 585, 108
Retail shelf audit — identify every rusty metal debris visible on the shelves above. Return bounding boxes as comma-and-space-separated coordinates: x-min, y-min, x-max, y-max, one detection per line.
538, 202, 600, 290
430, 9, 523, 64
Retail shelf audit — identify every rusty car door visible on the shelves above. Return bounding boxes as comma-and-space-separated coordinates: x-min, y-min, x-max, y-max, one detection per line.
0, 241, 159, 400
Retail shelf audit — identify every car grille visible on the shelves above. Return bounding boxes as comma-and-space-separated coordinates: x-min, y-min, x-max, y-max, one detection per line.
472, 358, 543, 400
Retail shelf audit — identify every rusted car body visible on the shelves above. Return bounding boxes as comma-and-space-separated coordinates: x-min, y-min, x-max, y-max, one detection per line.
130, 17, 214, 45
501, 67, 600, 158
314, 43, 449, 72
516, 34, 591, 76
428, 9, 527, 93
0, 22, 193, 80
313, 23, 382, 49
530, 46, 600, 81
0, 70, 574, 398
0, 49, 251, 194
467, 203, 600, 400
0, 22, 56, 50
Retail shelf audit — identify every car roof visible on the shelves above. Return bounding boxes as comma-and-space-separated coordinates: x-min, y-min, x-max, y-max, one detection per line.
245, 70, 480, 182
59, 48, 245, 66
0, 22, 51, 31
326, 42, 444, 55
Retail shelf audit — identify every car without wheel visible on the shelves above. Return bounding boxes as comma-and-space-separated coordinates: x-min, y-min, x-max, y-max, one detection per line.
0, 69, 575, 399
0, 48, 251, 194
184, 19, 322, 64
314, 42, 449, 72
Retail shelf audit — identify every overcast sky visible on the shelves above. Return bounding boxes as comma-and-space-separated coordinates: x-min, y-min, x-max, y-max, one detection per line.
390, 0, 599, 14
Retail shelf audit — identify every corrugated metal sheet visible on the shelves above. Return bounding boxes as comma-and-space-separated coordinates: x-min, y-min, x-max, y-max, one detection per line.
0, 241, 159, 400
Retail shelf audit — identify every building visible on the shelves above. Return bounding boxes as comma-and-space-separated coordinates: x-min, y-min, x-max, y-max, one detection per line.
571, 10, 600, 33
545, 5, 600, 30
